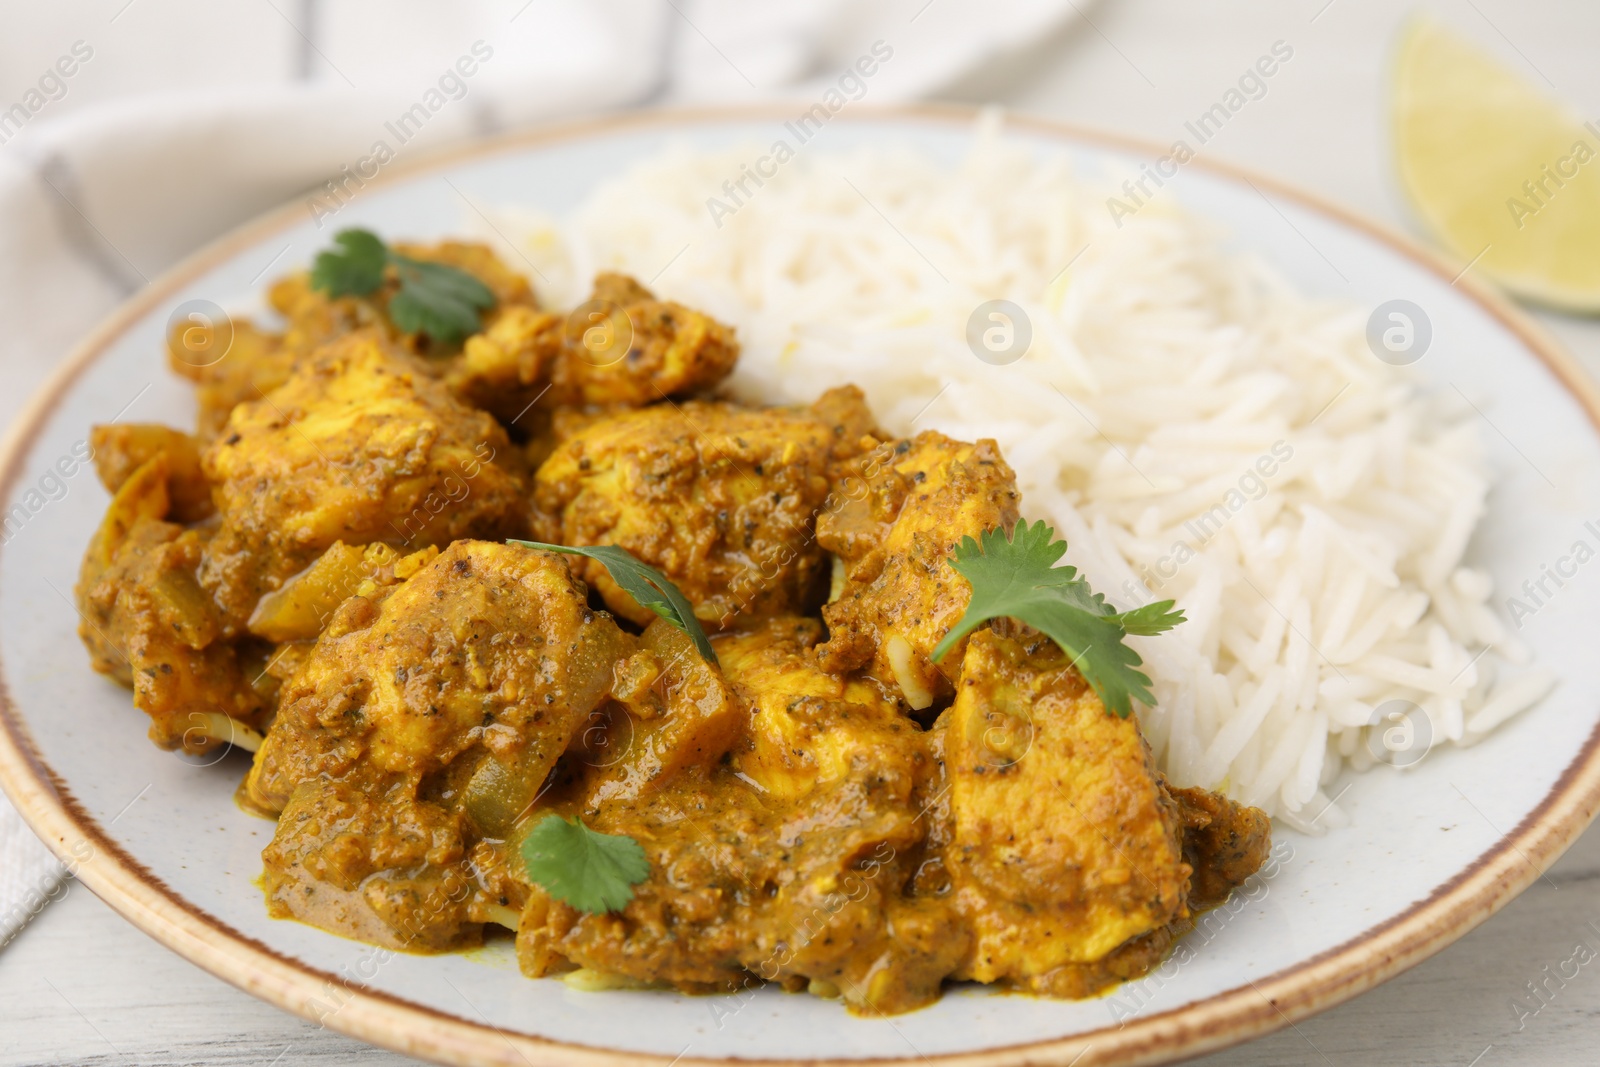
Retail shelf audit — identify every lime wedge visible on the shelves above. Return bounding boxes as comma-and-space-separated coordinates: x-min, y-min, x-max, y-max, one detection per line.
1393, 16, 1600, 312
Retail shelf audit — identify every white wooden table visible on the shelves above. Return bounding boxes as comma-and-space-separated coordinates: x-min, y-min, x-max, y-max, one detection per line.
5, 1, 1600, 1063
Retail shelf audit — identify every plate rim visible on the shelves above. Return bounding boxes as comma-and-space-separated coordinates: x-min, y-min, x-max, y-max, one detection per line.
3, 101, 1599, 1067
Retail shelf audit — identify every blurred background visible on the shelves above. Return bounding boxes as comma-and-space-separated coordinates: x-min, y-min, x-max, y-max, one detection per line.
2, 2, 1599, 1065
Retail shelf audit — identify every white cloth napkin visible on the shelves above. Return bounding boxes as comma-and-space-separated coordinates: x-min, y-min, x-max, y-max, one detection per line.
0, 0, 1080, 950
0, 797, 68, 949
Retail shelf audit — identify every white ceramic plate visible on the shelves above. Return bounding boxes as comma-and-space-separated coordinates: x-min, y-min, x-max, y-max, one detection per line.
4, 106, 1600, 1067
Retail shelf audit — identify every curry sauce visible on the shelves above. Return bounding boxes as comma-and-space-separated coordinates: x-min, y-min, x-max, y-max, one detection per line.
74, 239, 1270, 1015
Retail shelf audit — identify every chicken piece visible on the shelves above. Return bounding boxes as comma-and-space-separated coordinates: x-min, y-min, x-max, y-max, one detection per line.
245, 540, 627, 815
166, 318, 299, 439
263, 778, 480, 952
931, 629, 1188, 988
1170, 784, 1273, 909
444, 272, 739, 420
269, 271, 391, 358
533, 388, 878, 629
250, 541, 632, 948
445, 305, 565, 425
89, 423, 213, 523
75, 456, 266, 752
588, 272, 652, 306
517, 616, 966, 1015
942, 781, 1273, 1001
720, 615, 908, 801
198, 331, 527, 632
550, 271, 740, 407
816, 431, 1022, 711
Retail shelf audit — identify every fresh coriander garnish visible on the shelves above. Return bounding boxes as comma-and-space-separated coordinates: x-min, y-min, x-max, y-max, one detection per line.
309, 228, 495, 345
520, 814, 650, 914
931, 519, 1185, 717
509, 540, 719, 666
387, 258, 496, 344
309, 229, 387, 296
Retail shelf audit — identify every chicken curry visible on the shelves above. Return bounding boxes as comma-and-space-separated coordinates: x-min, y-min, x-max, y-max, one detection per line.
75, 231, 1269, 1015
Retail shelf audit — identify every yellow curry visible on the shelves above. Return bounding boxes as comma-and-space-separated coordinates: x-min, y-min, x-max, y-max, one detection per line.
75, 236, 1269, 1015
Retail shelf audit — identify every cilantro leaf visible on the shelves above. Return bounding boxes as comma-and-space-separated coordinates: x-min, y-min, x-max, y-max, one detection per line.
509, 540, 718, 666
310, 229, 387, 297
1115, 599, 1188, 636
930, 519, 1185, 718
307, 229, 496, 345
388, 255, 496, 345
520, 814, 649, 914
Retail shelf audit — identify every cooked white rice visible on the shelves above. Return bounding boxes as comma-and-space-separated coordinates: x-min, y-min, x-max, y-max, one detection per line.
480, 114, 1554, 828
